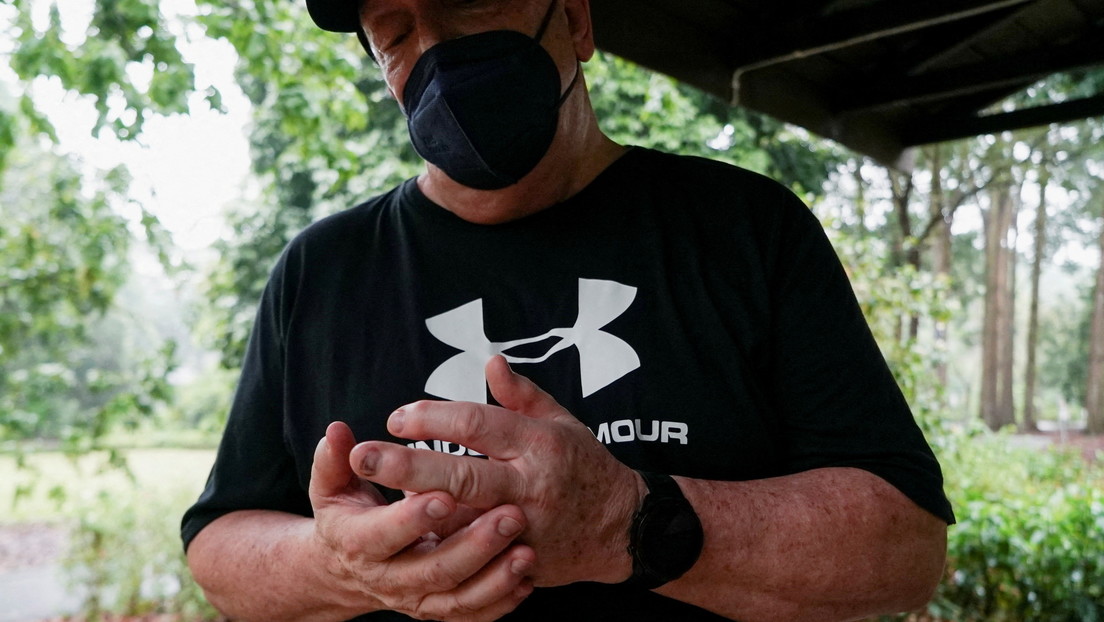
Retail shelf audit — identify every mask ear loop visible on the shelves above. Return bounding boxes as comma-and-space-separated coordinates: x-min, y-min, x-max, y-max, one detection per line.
533, 0, 579, 105
533, 0, 559, 42
558, 61, 582, 106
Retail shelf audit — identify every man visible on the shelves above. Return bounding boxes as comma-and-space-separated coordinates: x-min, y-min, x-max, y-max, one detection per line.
182, 1, 955, 620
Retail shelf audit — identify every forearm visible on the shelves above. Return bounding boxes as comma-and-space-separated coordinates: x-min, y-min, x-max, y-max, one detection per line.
659, 467, 947, 622
186, 510, 381, 622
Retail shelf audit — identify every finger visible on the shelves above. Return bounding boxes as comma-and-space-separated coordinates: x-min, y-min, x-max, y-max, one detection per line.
419, 545, 536, 621
387, 400, 532, 459
336, 490, 461, 561
352, 441, 519, 509
434, 504, 486, 540
485, 355, 560, 419
402, 492, 484, 539
309, 421, 359, 499
391, 505, 530, 595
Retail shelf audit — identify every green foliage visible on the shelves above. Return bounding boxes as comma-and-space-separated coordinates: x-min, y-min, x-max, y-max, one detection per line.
0, 156, 128, 347
0, 133, 177, 445
64, 485, 223, 620
588, 53, 732, 157
192, 0, 424, 368
2, 448, 221, 618
198, 201, 315, 368
0, 144, 123, 434
825, 190, 1104, 620
158, 364, 237, 437
587, 50, 839, 198
931, 434, 1104, 621
6, 0, 198, 141
1039, 289, 1092, 405
0, 0, 188, 450
821, 178, 1104, 618
817, 207, 955, 432
821, 181, 1104, 620
195, 0, 416, 209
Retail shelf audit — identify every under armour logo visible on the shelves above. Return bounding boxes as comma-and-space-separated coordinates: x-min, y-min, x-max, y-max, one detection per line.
424, 278, 641, 403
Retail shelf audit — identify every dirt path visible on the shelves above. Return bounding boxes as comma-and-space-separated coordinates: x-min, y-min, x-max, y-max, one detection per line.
1039, 431, 1104, 464
0, 523, 82, 622
0, 523, 66, 573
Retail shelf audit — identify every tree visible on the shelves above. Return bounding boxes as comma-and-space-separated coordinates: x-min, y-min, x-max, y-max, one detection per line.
586, 51, 839, 198
976, 133, 1038, 431
1087, 173, 1104, 434
1017, 128, 1085, 431
1021, 167, 1049, 432
926, 144, 954, 387
0, 127, 175, 444
1038, 290, 1091, 412
0, 0, 190, 445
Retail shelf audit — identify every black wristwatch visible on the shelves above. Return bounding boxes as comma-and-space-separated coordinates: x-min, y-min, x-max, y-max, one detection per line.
623, 471, 704, 590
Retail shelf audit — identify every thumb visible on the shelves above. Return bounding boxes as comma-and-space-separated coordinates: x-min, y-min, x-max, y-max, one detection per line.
486, 355, 559, 419
308, 421, 359, 499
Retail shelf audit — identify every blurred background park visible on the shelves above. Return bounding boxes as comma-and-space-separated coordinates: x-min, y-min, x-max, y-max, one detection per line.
0, 0, 1102, 620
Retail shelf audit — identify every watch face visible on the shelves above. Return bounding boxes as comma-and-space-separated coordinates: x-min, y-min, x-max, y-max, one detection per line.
638, 497, 704, 581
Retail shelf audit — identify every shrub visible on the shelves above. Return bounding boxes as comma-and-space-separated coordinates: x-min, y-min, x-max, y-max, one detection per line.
63, 485, 222, 620
928, 433, 1104, 621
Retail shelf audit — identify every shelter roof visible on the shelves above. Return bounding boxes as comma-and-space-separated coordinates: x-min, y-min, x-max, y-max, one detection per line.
591, 0, 1104, 166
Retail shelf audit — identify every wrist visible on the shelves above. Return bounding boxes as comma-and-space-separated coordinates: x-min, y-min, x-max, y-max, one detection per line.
595, 467, 647, 583
307, 519, 386, 615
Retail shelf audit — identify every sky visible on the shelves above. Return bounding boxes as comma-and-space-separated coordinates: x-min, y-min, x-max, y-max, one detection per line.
2, 0, 253, 253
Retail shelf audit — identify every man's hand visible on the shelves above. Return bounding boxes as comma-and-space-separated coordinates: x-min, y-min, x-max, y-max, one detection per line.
350, 356, 645, 588
309, 421, 537, 621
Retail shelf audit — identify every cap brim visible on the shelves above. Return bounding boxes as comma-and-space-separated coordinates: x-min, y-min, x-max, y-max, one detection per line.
305, 0, 361, 33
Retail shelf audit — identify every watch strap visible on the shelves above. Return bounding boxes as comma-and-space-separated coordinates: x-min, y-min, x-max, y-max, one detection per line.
623, 470, 703, 590
638, 470, 684, 499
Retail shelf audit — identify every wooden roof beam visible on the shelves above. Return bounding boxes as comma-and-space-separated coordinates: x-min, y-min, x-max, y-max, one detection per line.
901, 93, 1104, 144
836, 39, 1104, 112
731, 68, 914, 169
731, 0, 1034, 73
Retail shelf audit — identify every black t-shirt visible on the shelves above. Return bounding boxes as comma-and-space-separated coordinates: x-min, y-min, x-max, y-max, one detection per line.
182, 147, 954, 621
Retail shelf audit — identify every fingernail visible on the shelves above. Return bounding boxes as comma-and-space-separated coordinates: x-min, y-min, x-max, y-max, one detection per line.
360, 447, 379, 474
511, 558, 533, 576
426, 498, 451, 520
389, 410, 405, 435
497, 516, 523, 538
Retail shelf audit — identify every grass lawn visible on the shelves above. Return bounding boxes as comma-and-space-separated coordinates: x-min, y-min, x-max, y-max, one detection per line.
0, 448, 216, 524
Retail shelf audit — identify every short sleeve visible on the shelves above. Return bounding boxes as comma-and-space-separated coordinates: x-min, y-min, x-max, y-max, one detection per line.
765, 197, 954, 524
181, 248, 314, 552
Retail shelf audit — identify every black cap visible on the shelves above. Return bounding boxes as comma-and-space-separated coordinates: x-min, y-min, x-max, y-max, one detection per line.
305, 0, 360, 33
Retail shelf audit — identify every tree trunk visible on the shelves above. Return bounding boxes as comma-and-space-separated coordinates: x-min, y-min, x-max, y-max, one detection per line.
889, 170, 919, 341
981, 188, 1001, 428
998, 186, 1019, 427
981, 184, 1017, 430
1021, 172, 1049, 433
930, 146, 952, 388
852, 160, 868, 234
1087, 213, 1104, 435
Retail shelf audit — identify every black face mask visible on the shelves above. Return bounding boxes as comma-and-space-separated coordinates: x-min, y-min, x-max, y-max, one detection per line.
401, 1, 580, 190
